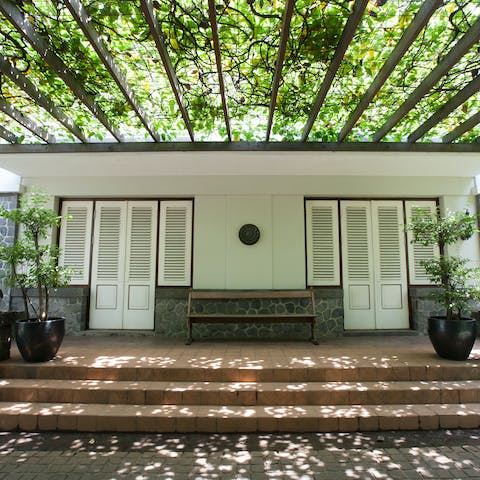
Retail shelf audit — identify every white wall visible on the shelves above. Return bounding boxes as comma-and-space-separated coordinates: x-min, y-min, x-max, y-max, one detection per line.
14, 174, 476, 197
7, 150, 480, 282
193, 195, 306, 289
0, 168, 20, 193
440, 195, 480, 267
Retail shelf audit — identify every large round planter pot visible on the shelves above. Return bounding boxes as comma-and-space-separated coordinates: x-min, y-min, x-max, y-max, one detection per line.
428, 316, 477, 361
15, 318, 65, 363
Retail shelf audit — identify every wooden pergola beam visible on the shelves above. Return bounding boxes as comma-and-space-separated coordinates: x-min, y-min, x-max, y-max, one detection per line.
0, 98, 54, 143
208, 0, 231, 141
338, 0, 441, 142
301, 0, 369, 142
3, 141, 479, 154
0, 55, 87, 143
266, 0, 295, 141
372, 15, 480, 142
408, 75, 480, 142
64, 0, 161, 142
0, 125, 20, 144
140, 0, 194, 141
442, 110, 480, 143
0, 0, 125, 142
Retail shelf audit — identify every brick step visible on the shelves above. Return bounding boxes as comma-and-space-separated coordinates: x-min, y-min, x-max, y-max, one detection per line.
1, 363, 479, 382
1, 379, 480, 405
1, 402, 479, 433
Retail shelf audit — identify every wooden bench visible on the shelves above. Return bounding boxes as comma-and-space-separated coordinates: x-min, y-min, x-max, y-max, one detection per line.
186, 289, 318, 345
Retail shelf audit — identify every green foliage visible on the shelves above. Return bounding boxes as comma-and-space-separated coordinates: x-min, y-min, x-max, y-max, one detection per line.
0, 0, 478, 141
407, 208, 480, 320
0, 189, 71, 321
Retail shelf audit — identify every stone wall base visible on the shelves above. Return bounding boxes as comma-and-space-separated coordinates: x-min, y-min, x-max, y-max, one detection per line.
8, 286, 458, 338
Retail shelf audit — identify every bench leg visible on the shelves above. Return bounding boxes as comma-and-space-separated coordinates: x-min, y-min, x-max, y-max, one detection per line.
311, 321, 319, 345
185, 319, 193, 345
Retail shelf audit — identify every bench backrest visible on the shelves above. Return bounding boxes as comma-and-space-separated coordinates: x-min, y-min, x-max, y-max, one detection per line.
189, 290, 313, 300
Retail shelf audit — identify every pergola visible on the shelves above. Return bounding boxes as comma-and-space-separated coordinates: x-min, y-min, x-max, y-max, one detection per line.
0, 0, 479, 153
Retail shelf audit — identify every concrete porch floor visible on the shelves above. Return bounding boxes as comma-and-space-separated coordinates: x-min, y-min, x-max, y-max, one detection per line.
6, 334, 480, 370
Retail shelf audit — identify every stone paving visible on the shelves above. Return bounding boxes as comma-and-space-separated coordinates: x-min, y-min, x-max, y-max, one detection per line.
1, 430, 480, 479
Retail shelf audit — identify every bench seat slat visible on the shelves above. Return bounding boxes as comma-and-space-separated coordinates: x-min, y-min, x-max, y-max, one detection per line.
189, 314, 315, 324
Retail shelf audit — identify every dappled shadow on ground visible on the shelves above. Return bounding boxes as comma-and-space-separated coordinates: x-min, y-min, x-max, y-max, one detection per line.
1, 430, 480, 479
6, 336, 480, 372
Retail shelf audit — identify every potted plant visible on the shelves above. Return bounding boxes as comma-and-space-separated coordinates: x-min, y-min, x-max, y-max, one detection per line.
407, 208, 480, 360
0, 189, 71, 362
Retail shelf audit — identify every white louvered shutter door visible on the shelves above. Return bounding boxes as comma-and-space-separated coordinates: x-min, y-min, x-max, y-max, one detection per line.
158, 200, 193, 286
405, 201, 440, 285
123, 201, 158, 329
89, 202, 127, 329
371, 201, 409, 329
59, 201, 93, 285
306, 200, 340, 286
341, 201, 375, 330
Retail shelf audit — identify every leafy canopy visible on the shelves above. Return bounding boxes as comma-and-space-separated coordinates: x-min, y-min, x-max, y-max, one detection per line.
0, 0, 479, 143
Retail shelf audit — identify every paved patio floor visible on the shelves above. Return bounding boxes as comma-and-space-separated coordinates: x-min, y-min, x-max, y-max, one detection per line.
1, 429, 480, 479
6, 334, 480, 370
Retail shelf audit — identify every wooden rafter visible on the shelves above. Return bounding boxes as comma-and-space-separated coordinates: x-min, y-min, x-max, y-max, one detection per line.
0, 98, 54, 143
140, 0, 194, 141
338, 0, 441, 142
301, 0, 369, 142
443, 110, 480, 143
64, 0, 161, 142
0, 55, 87, 143
208, 0, 231, 141
0, 125, 20, 144
0, 0, 125, 142
266, 0, 295, 141
373, 15, 480, 142
408, 75, 480, 142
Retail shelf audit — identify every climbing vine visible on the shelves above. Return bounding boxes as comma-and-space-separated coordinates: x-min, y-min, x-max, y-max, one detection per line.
0, 0, 478, 143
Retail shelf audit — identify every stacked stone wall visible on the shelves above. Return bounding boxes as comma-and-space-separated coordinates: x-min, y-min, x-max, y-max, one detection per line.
0, 193, 18, 312
155, 287, 344, 340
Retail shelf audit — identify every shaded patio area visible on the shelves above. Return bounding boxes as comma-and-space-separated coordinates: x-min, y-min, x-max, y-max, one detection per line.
6, 334, 480, 371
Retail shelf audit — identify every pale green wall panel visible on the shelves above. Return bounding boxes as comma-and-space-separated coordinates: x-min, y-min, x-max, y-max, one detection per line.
440, 195, 480, 268
193, 196, 226, 288
226, 196, 272, 289
272, 195, 306, 289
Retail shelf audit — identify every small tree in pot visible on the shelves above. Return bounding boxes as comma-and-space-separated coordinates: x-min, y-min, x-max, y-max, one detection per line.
407, 208, 480, 360
0, 189, 71, 362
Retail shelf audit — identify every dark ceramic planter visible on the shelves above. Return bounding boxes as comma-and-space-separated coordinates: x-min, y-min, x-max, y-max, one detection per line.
428, 316, 477, 361
15, 317, 65, 363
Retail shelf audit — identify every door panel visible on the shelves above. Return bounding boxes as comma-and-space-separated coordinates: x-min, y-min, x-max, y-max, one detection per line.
90, 202, 126, 329
123, 201, 157, 329
341, 201, 375, 329
371, 201, 409, 329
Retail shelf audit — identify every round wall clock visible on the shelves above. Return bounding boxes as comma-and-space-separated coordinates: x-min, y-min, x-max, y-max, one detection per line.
239, 224, 260, 245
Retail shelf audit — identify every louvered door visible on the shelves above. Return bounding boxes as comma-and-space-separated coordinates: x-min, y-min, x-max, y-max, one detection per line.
306, 200, 340, 286
158, 201, 192, 286
371, 201, 409, 329
341, 201, 375, 329
59, 201, 93, 285
90, 202, 127, 329
123, 201, 157, 329
405, 201, 439, 285
90, 201, 157, 330
341, 201, 409, 330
